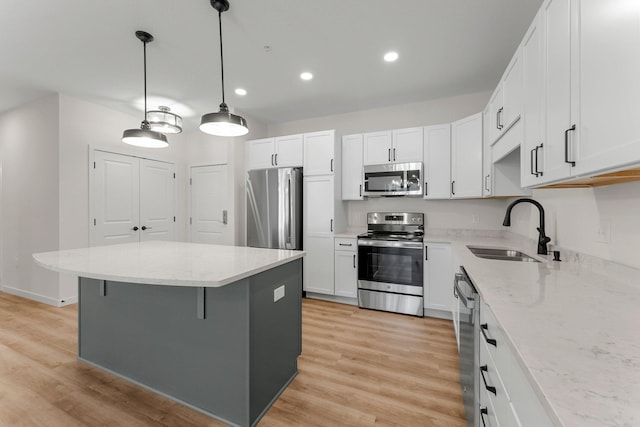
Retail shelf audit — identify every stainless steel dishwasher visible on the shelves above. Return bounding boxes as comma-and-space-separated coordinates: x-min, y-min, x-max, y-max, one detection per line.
454, 266, 479, 427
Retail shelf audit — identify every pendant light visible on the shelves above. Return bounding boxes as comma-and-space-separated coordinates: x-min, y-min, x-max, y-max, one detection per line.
122, 31, 169, 148
147, 106, 183, 134
199, 0, 249, 137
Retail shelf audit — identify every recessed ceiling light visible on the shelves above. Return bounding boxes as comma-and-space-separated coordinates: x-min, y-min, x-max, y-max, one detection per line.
384, 51, 399, 62
300, 72, 313, 81
235, 88, 247, 96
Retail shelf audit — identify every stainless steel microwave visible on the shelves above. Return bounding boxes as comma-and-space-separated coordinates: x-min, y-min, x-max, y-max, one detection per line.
362, 162, 423, 197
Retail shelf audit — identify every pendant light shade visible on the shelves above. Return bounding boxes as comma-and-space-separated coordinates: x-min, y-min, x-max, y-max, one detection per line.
200, 0, 249, 137
122, 31, 169, 148
148, 106, 183, 134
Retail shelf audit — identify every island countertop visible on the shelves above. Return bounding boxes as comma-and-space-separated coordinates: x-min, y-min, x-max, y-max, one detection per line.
33, 240, 305, 287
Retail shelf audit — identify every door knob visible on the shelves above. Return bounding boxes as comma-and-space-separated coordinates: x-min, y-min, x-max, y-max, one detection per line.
132, 226, 139, 231
141, 226, 152, 230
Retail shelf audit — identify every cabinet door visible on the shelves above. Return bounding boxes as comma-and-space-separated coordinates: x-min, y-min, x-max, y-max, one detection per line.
423, 124, 451, 199
363, 131, 392, 165
139, 159, 175, 242
521, 10, 545, 187
539, 0, 573, 183
334, 250, 357, 298
488, 85, 503, 144
451, 113, 483, 198
274, 134, 303, 167
482, 108, 493, 197
424, 243, 453, 312
572, 0, 640, 176
304, 130, 335, 175
247, 138, 276, 170
502, 48, 523, 131
392, 127, 423, 163
341, 134, 364, 200
303, 176, 335, 295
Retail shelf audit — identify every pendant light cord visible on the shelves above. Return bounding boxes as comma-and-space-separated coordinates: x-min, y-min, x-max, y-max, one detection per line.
143, 39, 148, 122
218, 9, 226, 105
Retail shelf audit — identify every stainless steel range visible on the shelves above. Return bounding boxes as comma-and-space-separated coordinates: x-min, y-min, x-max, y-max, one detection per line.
357, 212, 424, 317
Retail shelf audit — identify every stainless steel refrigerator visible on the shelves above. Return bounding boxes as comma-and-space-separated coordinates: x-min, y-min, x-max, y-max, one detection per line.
246, 168, 303, 250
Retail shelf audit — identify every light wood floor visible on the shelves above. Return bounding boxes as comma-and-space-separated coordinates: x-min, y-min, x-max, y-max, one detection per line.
0, 292, 466, 426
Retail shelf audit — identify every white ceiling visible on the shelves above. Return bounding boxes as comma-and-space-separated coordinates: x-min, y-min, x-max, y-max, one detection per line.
0, 0, 542, 131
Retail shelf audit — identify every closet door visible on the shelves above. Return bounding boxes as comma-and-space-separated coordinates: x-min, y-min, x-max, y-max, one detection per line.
139, 159, 175, 242
92, 151, 140, 246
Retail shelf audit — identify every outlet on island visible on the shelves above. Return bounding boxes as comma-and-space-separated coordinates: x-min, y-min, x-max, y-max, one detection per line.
273, 285, 285, 302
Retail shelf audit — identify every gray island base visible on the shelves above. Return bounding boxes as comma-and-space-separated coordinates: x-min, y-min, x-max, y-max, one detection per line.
78, 259, 302, 427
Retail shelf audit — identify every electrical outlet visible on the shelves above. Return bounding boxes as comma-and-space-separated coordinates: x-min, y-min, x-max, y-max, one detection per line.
273, 285, 285, 302
596, 221, 611, 243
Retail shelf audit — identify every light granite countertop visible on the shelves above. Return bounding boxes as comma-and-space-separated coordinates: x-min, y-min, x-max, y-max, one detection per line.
432, 231, 640, 427
33, 241, 305, 287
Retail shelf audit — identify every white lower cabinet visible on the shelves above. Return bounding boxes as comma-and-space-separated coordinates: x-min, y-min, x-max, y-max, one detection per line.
334, 238, 357, 298
479, 299, 555, 427
424, 242, 453, 314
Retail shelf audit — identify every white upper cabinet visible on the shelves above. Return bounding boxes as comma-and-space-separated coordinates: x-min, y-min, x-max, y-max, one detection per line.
363, 127, 423, 165
304, 130, 336, 175
247, 135, 303, 170
487, 49, 523, 145
521, 9, 545, 188
482, 108, 493, 196
341, 134, 364, 200
570, 0, 640, 176
423, 124, 451, 199
451, 113, 483, 198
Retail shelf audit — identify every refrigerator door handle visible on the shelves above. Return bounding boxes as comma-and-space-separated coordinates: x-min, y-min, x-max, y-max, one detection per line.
287, 177, 292, 245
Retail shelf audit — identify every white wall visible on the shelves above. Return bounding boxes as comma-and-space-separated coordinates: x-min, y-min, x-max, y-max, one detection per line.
0, 95, 61, 304
507, 182, 640, 269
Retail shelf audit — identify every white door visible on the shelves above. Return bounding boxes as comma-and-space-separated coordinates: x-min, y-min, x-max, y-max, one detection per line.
334, 250, 357, 298
274, 134, 304, 168
392, 127, 423, 163
92, 151, 140, 246
424, 243, 453, 312
423, 124, 451, 199
303, 130, 335, 175
189, 164, 232, 245
341, 134, 364, 200
502, 48, 523, 131
363, 131, 392, 165
246, 138, 275, 170
139, 159, 175, 241
451, 113, 483, 198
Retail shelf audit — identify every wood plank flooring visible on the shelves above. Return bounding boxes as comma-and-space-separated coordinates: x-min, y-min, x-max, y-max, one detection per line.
0, 292, 465, 426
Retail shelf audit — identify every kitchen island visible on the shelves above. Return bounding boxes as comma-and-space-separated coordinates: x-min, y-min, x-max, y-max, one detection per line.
33, 241, 305, 427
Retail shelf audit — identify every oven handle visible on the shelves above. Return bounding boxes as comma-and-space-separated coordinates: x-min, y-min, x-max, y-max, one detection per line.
454, 273, 475, 309
357, 240, 423, 249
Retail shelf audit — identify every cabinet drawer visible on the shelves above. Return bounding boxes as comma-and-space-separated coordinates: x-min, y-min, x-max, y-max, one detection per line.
480, 302, 511, 392
479, 382, 501, 427
480, 340, 513, 425
334, 238, 357, 251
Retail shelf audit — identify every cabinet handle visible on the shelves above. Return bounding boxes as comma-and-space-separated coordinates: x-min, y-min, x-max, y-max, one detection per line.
451, 180, 455, 196
425, 246, 428, 261
480, 323, 497, 347
536, 144, 544, 176
530, 147, 536, 176
484, 174, 490, 192
271, 154, 275, 166
330, 158, 334, 172
480, 365, 497, 395
141, 226, 152, 230
353, 254, 356, 269
393, 148, 396, 161
330, 219, 333, 232
359, 184, 362, 197
497, 107, 504, 130
480, 407, 488, 427
274, 153, 278, 166
388, 148, 391, 162
564, 125, 576, 166
339, 243, 352, 247
132, 226, 139, 231
424, 181, 428, 196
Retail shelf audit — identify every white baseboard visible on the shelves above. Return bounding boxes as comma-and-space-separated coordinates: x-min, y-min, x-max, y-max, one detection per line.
1, 285, 76, 307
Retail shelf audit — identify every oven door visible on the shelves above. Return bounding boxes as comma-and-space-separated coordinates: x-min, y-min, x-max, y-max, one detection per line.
357, 240, 423, 296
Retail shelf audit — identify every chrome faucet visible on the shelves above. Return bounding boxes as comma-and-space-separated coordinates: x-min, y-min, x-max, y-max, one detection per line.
502, 198, 551, 255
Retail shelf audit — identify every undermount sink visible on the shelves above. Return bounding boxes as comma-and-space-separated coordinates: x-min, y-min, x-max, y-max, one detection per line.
467, 246, 541, 263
